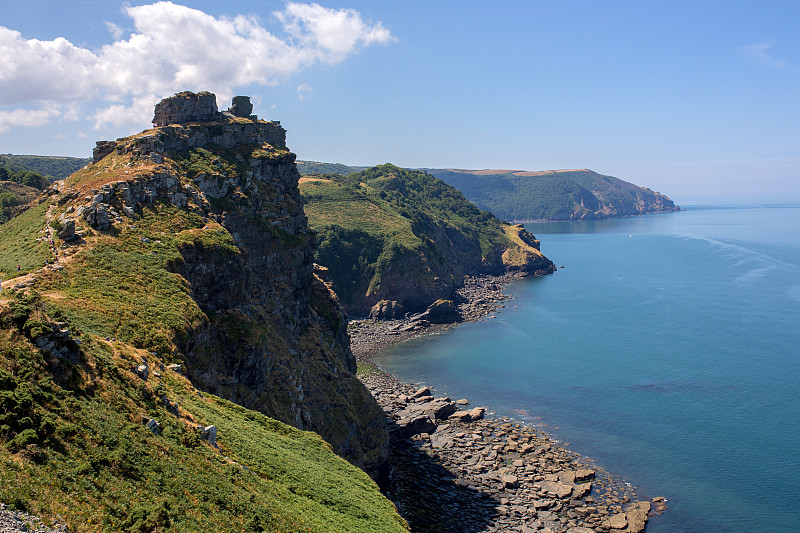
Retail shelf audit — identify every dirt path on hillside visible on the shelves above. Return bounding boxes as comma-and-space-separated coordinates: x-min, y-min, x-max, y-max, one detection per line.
0, 204, 83, 302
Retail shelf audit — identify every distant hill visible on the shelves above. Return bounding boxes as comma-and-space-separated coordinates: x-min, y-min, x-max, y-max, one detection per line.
300, 164, 554, 316
297, 160, 367, 176
0, 180, 41, 223
0, 154, 91, 181
425, 168, 679, 221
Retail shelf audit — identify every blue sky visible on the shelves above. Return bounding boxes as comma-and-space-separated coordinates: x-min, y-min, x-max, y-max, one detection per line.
1, 1, 798, 202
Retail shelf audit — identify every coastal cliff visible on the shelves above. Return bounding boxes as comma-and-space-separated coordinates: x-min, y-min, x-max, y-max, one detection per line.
300, 164, 556, 317
426, 168, 679, 222
7, 91, 389, 480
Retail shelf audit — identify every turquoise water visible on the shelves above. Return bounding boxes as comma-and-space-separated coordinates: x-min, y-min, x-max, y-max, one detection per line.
377, 205, 800, 533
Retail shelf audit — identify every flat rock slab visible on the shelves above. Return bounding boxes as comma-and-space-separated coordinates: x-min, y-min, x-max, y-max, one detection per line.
608, 513, 628, 529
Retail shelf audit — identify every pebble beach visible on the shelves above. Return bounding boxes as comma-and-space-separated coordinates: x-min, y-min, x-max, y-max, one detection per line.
350, 274, 666, 533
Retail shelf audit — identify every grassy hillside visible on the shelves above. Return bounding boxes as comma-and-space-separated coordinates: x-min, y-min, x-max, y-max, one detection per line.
0, 95, 407, 531
0, 181, 42, 224
0, 154, 91, 182
426, 168, 679, 221
296, 161, 366, 176
300, 164, 554, 315
0, 201, 53, 277
0, 297, 407, 533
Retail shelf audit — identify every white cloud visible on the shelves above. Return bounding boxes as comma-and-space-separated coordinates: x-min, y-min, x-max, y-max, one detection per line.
0, 1, 394, 133
276, 2, 396, 62
0, 107, 60, 133
297, 83, 312, 101
0, 27, 99, 105
739, 41, 786, 68
104, 21, 125, 40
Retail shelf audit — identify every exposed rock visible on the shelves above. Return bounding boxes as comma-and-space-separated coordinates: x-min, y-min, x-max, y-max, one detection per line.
74, 91, 390, 482
83, 203, 112, 231
624, 500, 651, 533
0, 504, 69, 533
93, 140, 117, 163
361, 373, 657, 533
394, 414, 436, 439
369, 300, 405, 320
229, 95, 253, 117
409, 386, 432, 399
419, 398, 457, 420
468, 406, 485, 421
608, 513, 628, 529
408, 298, 458, 324
56, 219, 76, 241
200, 425, 218, 447
135, 365, 148, 380
152, 90, 219, 126
144, 418, 160, 435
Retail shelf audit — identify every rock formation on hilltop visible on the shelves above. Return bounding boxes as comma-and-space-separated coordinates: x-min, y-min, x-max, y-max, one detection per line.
41, 91, 390, 480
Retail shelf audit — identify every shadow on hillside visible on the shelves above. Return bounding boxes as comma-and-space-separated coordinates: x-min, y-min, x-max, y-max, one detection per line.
384, 420, 500, 533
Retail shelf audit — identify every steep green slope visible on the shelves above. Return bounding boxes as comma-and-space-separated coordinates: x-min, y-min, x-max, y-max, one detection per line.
0, 200, 54, 275
300, 164, 555, 316
296, 161, 367, 176
0, 181, 42, 224
0, 297, 407, 533
0, 154, 91, 182
426, 168, 679, 221
0, 92, 402, 530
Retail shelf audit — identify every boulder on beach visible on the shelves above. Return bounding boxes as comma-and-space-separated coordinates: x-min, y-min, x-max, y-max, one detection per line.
393, 414, 436, 439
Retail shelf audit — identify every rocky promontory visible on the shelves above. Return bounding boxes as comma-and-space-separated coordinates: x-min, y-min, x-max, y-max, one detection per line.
300, 165, 556, 318
35, 91, 391, 480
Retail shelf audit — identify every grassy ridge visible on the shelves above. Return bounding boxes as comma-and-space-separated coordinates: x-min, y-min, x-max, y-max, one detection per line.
0, 191, 407, 531
0, 181, 42, 224
301, 164, 551, 313
0, 154, 91, 181
0, 201, 53, 278
426, 168, 678, 221
0, 312, 407, 532
38, 203, 211, 355
296, 161, 367, 176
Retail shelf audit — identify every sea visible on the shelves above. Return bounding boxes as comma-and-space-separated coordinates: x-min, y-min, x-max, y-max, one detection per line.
376, 204, 800, 533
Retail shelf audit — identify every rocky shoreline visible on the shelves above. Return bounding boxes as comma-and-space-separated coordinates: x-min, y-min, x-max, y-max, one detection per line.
351, 273, 666, 533
349, 272, 527, 363
0, 504, 68, 533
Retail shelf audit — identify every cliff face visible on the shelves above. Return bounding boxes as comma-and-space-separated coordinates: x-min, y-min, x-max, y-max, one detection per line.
426, 168, 680, 222
54, 92, 388, 479
301, 164, 555, 317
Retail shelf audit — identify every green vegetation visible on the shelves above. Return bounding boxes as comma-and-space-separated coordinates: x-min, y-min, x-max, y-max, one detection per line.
0, 181, 41, 223
0, 201, 52, 278
0, 163, 49, 190
296, 161, 366, 176
300, 164, 549, 313
1, 154, 91, 181
0, 297, 407, 533
0, 123, 408, 532
427, 168, 678, 221
39, 203, 214, 355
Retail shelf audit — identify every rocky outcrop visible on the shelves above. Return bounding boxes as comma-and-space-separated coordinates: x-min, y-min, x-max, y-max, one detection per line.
152, 91, 258, 127
152, 90, 219, 126
70, 92, 389, 480
363, 374, 657, 533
